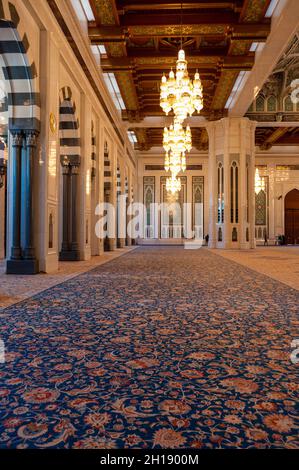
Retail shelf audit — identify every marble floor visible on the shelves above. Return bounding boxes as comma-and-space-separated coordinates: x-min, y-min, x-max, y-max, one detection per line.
212, 246, 299, 291
0, 246, 298, 448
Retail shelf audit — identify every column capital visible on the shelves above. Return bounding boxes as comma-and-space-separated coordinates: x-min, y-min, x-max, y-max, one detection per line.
70, 165, 79, 175
25, 130, 39, 147
11, 132, 23, 146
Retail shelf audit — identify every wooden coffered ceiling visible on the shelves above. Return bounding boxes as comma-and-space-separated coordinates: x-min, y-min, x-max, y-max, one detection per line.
88, 0, 272, 148
134, 127, 208, 151
255, 127, 299, 150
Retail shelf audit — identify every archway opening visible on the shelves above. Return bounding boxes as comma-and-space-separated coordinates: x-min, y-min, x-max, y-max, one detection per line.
59, 87, 81, 261
285, 189, 299, 244
0, 18, 40, 273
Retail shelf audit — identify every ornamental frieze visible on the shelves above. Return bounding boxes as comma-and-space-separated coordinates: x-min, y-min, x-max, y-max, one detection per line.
241, 0, 269, 23
94, 0, 115, 24
211, 70, 239, 110
129, 25, 226, 37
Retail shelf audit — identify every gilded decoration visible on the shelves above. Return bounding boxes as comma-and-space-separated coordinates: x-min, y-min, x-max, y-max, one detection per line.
135, 56, 218, 66
94, 0, 115, 24
229, 40, 252, 56
246, 31, 299, 128
49, 112, 57, 134
129, 25, 226, 37
211, 70, 239, 109
115, 72, 139, 110
107, 43, 124, 57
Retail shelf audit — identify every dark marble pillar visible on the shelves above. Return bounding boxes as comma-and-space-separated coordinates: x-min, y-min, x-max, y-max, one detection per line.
59, 157, 80, 261
23, 131, 38, 261
9, 132, 22, 260
7, 131, 39, 274
61, 162, 70, 253
70, 163, 80, 256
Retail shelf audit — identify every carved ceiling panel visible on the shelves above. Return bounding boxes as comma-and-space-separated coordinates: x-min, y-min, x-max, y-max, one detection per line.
89, 0, 272, 147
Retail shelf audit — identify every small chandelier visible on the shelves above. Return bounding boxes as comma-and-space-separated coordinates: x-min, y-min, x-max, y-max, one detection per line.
255, 168, 265, 194
160, 49, 203, 123
166, 174, 181, 195
165, 151, 186, 177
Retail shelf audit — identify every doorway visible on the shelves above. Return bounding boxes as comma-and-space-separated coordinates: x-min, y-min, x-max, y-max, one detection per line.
285, 189, 299, 244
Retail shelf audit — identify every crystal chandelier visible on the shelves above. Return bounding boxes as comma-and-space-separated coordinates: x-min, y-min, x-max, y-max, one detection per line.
163, 120, 191, 161
160, 49, 203, 123
163, 120, 191, 176
159, 3, 203, 195
166, 174, 181, 195
255, 168, 265, 194
164, 151, 185, 177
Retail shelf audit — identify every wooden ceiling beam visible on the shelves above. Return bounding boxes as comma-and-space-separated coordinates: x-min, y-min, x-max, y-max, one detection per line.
88, 22, 270, 40
100, 54, 253, 67
239, 0, 271, 23
126, 48, 228, 58
232, 23, 271, 41
89, 25, 126, 43
119, 11, 239, 26
259, 127, 290, 150
275, 135, 299, 145
117, 1, 243, 13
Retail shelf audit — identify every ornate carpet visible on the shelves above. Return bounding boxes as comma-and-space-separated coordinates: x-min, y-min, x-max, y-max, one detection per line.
0, 247, 298, 449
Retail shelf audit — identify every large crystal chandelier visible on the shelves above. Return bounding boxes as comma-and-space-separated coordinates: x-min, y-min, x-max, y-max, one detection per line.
160, 49, 203, 123
159, 3, 203, 195
163, 120, 191, 175
255, 168, 265, 194
163, 120, 192, 160
165, 151, 185, 177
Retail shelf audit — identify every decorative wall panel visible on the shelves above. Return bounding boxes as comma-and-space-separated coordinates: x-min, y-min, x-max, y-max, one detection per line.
255, 175, 269, 239
160, 176, 187, 238
143, 176, 155, 238
192, 176, 204, 238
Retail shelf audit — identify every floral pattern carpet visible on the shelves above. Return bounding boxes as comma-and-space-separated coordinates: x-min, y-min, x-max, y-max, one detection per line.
0, 247, 298, 449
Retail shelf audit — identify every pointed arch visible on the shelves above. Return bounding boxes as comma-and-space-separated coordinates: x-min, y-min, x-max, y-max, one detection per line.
285, 189, 299, 244
104, 140, 111, 191
59, 86, 80, 166
0, 19, 39, 131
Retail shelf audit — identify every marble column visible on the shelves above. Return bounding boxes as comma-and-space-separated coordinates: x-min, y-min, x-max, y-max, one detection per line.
59, 157, 80, 261
206, 123, 217, 248
23, 131, 38, 262
61, 163, 70, 253
207, 117, 256, 250
70, 163, 80, 256
7, 131, 39, 274
9, 132, 23, 261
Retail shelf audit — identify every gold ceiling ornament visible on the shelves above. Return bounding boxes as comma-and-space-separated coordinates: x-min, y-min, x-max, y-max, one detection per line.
160, 48, 203, 122
211, 70, 238, 109
163, 119, 191, 176
255, 168, 265, 194
49, 112, 57, 134
130, 25, 226, 37
242, 0, 269, 23
135, 56, 217, 66
94, 0, 115, 24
